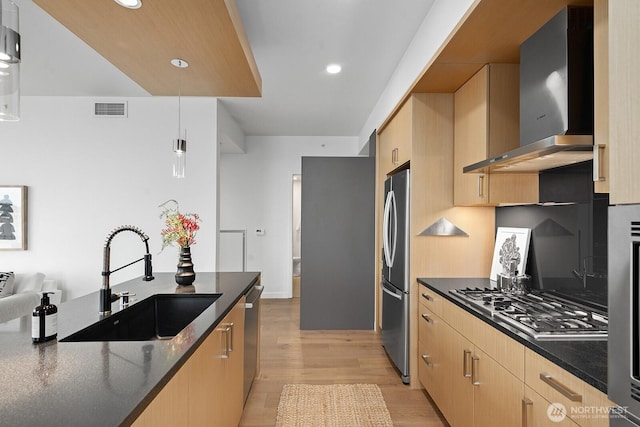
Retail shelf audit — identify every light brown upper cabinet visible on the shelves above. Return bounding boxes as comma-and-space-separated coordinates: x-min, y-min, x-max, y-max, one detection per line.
453, 64, 538, 206
593, 0, 609, 194
607, 0, 640, 204
379, 97, 412, 175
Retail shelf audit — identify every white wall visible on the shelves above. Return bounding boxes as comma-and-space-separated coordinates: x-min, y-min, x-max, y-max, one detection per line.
218, 102, 246, 154
219, 136, 360, 298
357, 0, 475, 150
0, 96, 219, 300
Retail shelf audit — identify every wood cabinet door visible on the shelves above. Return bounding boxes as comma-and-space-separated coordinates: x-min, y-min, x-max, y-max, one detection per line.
609, 0, 640, 203
188, 325, 225, 425
392, 98, 412, 168
454, 65, 489, 205
378, 120, 395, 175
447, 329, 474, 427
132, 299, 247, 427
223, 298, 246, 427
454, 64, 537, 206
378, 97, 413, 175
524, 385, 581, 427
593, 0, 609, 194
132, 357, 190, 426
473, 346, 524, 427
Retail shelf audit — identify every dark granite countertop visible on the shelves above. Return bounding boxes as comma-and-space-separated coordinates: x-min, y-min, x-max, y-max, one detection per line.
0, 272, 260, 427
417, 277, 607, 394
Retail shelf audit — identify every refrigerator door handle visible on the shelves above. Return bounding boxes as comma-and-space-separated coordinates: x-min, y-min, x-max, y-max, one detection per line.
382, 282, 402, 300
389, 190, 398, 267
382, 190, 393, 266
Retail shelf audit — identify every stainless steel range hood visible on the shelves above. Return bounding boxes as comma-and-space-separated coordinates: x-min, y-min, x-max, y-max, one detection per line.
463, 135, 593, 173
464, 7, 594, 174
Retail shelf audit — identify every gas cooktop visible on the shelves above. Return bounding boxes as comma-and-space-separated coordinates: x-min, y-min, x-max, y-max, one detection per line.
449, 288, 608, 341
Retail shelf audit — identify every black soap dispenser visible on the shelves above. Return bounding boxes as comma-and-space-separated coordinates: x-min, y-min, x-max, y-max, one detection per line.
32, 292, 58, 343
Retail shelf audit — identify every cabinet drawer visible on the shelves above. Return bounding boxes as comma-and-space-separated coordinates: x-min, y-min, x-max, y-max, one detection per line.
578, 382, 614, 427
418, 306, 436, 393
418, 286, 443, 318
524, 385, 580, 427
442, 298, 475, 342
525, 349, 585, 420
473, 317, 524, 381
418, 306, 438, 365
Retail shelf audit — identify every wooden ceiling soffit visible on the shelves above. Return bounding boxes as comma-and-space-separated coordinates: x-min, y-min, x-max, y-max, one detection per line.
33, 0, 262, 97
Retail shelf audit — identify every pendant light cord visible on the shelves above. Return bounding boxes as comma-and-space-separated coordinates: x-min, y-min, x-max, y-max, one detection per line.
178, 60, 182, 140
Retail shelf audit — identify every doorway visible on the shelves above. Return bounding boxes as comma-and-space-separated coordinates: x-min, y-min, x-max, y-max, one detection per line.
292, 174, 301, 298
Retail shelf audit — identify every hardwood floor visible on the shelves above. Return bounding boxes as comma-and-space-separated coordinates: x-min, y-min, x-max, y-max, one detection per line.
239, 298, 447, 426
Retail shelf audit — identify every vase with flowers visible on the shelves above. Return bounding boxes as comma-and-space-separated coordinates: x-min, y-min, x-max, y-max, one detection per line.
159, 200, 201, 286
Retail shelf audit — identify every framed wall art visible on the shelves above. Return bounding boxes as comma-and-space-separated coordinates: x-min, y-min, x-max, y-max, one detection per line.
0, 186, 27, 250
489, 227, 531, 282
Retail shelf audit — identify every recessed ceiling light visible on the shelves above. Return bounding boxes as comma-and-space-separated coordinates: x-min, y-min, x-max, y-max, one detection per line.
171, 58, 189, 68
326, 64, 342, 74
114, 0, 142, 9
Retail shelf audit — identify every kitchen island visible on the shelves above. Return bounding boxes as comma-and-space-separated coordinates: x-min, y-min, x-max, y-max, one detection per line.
0, 272, 260, 427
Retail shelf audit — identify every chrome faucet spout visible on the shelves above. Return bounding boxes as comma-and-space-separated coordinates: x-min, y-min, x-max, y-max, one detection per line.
100, 225, 154, 315
572, 256, 597, 289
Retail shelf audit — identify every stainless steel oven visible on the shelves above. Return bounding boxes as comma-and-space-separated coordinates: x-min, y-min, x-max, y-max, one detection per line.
609, 205, 640, 426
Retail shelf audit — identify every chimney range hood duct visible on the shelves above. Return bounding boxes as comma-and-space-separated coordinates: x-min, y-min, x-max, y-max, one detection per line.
464, 7, 594, 174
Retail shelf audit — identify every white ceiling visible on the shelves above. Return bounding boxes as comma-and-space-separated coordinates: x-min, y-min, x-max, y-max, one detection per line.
17, 0, 435, 137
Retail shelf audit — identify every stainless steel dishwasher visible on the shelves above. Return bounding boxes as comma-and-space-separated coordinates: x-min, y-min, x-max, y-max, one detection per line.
243, 283, 263, 405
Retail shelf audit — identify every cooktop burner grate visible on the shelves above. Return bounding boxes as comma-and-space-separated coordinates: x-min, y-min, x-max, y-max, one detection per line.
449, 288, 608, 340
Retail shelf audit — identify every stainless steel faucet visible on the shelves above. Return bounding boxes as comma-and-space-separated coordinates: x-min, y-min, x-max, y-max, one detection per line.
572, 256, 596, 289
100, 225, 154, 315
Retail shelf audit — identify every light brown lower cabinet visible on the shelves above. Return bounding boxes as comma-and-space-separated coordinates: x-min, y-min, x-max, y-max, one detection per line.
472, 345, 524, 426
419, 288, 612, 427
524, 385, 580, 427
447, 328, 474, 427
419, 298, 523, 427
525, 349, 611, 427
133, 297, 245, 427
418, 305, 450, 417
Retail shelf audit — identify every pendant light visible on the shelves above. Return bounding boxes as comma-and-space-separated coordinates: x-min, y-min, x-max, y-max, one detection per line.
171, 58, 188, 178
0, 0, 20, 121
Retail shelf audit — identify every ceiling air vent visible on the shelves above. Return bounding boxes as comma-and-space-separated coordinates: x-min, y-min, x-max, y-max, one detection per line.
93, 101, 128, 118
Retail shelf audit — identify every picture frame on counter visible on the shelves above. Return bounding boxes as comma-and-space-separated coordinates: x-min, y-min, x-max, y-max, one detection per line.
0, 186, 28, 250
489, 227, 531, 282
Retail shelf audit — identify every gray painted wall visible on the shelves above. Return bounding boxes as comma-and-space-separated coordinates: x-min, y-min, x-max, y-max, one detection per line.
300, 157, 375, 329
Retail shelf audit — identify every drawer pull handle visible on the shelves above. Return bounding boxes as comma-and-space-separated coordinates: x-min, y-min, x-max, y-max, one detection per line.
421, 313, 433, 323
227, 322, 234, 352
463, 349, 472, 377
422, 293, 434, 302
522, 398, 533, 427
593, 144, 606, 182
539, 373, 582, 402
218, 326, 231, 358
421, 354, 433, 367
471, 355, 480, 386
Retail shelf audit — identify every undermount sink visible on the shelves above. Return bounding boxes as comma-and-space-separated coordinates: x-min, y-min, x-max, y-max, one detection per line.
60, 294, 221, 342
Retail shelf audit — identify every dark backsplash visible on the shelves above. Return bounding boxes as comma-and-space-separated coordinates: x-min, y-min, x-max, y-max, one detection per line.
496, 195, 608, 308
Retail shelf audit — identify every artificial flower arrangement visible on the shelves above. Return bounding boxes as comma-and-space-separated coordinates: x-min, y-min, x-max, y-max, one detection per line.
159, 200, 201, 250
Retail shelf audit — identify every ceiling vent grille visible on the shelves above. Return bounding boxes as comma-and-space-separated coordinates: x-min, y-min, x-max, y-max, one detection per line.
93, 101, 128, 118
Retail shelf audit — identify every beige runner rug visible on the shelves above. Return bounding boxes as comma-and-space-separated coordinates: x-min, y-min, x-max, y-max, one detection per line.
275, 383, 393, 427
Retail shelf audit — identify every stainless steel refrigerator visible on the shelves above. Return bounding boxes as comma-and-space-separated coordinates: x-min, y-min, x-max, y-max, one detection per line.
381, 169, 410, 384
